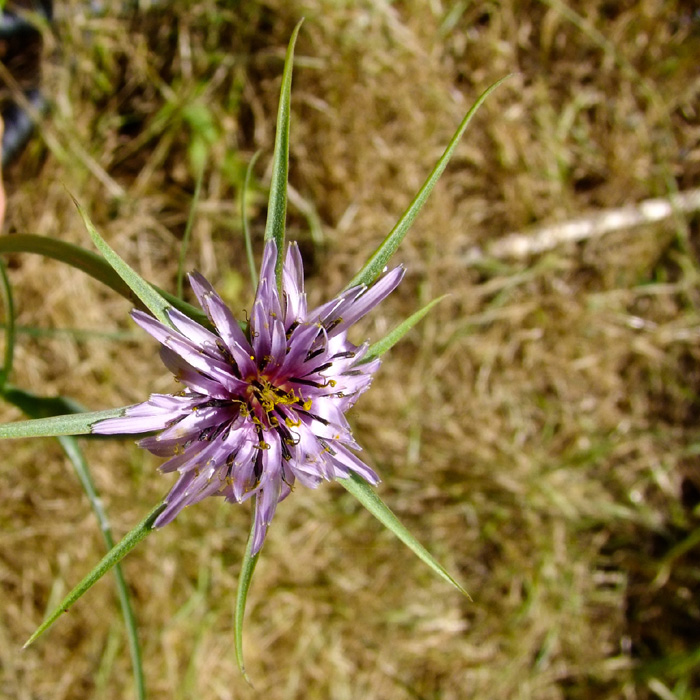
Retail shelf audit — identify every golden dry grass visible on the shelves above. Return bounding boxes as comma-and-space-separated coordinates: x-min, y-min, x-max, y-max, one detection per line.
1, 1, 699, 698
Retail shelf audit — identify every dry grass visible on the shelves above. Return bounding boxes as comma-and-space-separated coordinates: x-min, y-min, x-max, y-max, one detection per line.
1, 1, 699, 698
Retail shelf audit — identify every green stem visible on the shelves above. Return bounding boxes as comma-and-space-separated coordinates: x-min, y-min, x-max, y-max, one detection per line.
234, 517, 260, 686
264, 20, 304, 290
0, 259, 15, 389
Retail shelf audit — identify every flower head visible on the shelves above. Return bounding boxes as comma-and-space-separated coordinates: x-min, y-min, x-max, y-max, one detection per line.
94, 240, 404, 553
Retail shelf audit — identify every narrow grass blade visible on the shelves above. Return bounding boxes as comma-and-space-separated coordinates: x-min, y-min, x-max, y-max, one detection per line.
177, 165, 205, 299
346, 76, 511, 289
58, 436, 145, 700
0, 406, 126, 439
0, 234, 209, 327
0, 260, 15, 389
234, 519, 260, 686
363, 295, 447, 364
24, 503, 166, 648
338, 473, 469, 597
243, 151, 261, 288
263, 19, 303, 288
73, 197, 172, 327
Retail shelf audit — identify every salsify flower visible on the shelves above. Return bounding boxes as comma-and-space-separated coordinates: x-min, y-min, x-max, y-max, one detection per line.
93, 239, 404, 553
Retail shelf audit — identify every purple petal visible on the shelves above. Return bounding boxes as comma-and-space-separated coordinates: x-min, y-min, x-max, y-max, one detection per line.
228, 438, 259, 502
328, 443, 380, 484
188, 272, 257, 377
325, 266, 405, 336
285, 420, 333, 481
157, 403, 238, 443
92, 394, 198, 435
159, 347, 231, 399
250, 431, 283, 553
166, 307, 227, 361
282, 242, 306, 326
273, 321, 322, 379
305, 285, 365, 326
252, 240, 282, 323
131, 310, 248, 394
302, 396, 357, 447
261, 315, 287, 371
155, 465, 226, 527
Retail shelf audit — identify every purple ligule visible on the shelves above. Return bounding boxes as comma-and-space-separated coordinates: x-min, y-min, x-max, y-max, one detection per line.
93, 239, 402, 554
93, 393, 200, 435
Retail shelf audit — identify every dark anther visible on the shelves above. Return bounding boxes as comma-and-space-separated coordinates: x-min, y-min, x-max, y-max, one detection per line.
304, 347, 325, 362
289, 377, 324, 388
306, 412, 329, 425
325, 317, 343, 333
318, 438, 336, 457
286, 321, 299, 338
306, 361, 332, 375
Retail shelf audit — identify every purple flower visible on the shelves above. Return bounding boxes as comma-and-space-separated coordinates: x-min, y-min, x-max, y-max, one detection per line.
93, 240, 404, 553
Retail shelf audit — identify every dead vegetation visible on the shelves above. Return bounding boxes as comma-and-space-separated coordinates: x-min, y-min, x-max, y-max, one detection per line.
1, 1, 699, 698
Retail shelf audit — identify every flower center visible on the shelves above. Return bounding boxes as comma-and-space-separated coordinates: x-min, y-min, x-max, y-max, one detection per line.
246, 376, 311, 430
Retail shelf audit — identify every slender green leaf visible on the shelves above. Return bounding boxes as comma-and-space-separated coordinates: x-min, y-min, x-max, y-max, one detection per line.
0, 234, 209, 327
0, 260, 15, 389
346, 76, 511, 289
24, 502, 166, 648
264, 19, 303, 288
338, 473, 469, 597
243, 151, 261, 288
234, 518, 260, 686
57, 436, 146, 700
0, 406, 126, 439
73, 197, 172, 327
177, 165, 205, 299
364, 295, 447, 364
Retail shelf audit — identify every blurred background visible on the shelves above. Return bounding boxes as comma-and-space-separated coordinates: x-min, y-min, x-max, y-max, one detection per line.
0, 1, 699, 698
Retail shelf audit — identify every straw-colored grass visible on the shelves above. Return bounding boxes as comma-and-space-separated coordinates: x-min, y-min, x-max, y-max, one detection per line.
1, 1, 699, 698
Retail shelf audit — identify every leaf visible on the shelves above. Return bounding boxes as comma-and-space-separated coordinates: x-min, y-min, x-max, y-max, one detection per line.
338, 473, 469, 597
73, 197, 173, 327
24, 503, 166, 648
0, 234, 209, 328
0, 406, 126, 439
346, 76, 512, 289
263, 19, 303, 288
242, 151, 261, 288
234, 518, 260, 686
363, 295, 447, 363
